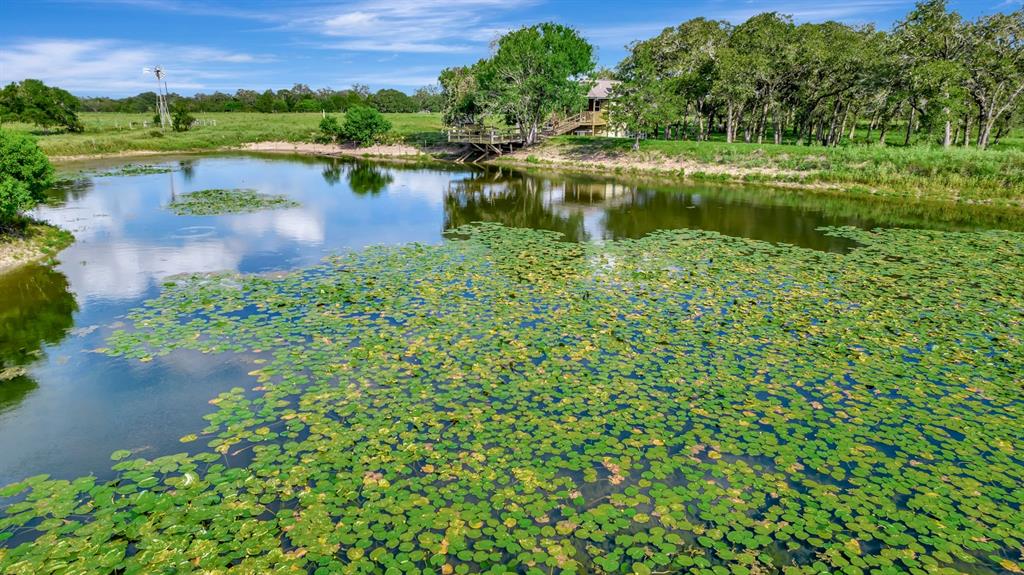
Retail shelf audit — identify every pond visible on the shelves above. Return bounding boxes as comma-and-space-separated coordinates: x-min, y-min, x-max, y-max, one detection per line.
1, 154, 1021, 574
0, 151, 1010, 483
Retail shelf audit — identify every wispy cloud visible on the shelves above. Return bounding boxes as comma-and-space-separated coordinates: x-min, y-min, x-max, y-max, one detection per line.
295, 0, 536, 53
0, 38, 274, 94
714, 0, 907, 23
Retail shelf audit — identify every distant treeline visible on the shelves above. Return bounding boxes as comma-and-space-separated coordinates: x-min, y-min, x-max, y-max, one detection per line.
79, 84, 443, 114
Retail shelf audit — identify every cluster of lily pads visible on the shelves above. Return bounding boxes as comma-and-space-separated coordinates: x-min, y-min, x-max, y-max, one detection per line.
167, 188, 300, 216
1, 224, 1022, 574
85, 164, 176, 178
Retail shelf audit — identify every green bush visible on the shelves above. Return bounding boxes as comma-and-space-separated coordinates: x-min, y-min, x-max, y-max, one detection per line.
171, 103, 195, 132
0, 130, 54, 225
317, 115, 342, 143
341, 106, 392, 146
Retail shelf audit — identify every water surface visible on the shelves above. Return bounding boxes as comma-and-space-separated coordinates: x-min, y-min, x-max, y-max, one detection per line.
0, 153, 1011, 485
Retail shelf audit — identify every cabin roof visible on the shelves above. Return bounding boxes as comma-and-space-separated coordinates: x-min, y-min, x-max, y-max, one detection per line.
587, 79, 617, 99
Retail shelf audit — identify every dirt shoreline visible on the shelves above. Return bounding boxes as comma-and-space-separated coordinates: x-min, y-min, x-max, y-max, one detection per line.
0, 220, 74, 276
48, 141, 450, 164
488, 147, 853, 194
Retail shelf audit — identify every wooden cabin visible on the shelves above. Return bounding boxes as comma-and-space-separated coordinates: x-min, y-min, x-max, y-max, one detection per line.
570, 80, 621, 136
587, 80, 616, 112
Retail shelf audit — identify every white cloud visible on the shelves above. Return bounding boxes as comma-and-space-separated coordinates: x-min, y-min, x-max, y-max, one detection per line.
0, 38, 273, 94
301, 0, 536, 53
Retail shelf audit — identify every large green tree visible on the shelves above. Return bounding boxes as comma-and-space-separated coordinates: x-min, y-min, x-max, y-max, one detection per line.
439, 65, 485, 127
0, 80, 84, 133
609, 38, 675, 150
963, 9, 1024, 149
475, 23, 596, 145
893, 0, 968, 147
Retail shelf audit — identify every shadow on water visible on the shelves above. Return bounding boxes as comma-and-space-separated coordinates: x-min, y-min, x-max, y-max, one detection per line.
0, 264, 77, 411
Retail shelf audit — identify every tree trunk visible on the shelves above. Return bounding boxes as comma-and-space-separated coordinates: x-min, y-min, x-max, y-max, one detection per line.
979, 122, 993, 150
963, 114, 971, 148
837, 108, 849, 147
943, 119, 951, 148
878, 117, 888, 145
904, 107, 914, 146
726, 103, 734, 144
756, 102, 768, 144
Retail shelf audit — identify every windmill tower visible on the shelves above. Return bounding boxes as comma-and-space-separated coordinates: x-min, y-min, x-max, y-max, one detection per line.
144, 66, 171, 129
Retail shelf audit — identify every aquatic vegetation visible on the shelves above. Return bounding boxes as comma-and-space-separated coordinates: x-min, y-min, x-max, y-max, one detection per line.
1, 224, 1022, 574
85, 163, 175, 177
167, 188, 299, 216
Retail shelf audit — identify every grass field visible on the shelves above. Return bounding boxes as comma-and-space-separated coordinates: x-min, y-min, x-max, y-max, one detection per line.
522, 136, 1024, 208
2, 112, 445, 158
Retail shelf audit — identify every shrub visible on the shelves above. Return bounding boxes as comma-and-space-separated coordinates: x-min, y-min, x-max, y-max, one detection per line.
341, 106, 392, 146
317, 115, 343, 143
0, 130, 54, 225
171, 103, 195, 132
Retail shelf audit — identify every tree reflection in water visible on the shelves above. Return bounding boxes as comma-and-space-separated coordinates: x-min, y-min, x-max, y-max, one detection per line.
444, 169, 588, 241
0, 264, 77, 412
347, 162, 394, 195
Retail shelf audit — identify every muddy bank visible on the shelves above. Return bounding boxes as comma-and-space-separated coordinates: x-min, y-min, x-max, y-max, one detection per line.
0, 220, 73, 275
48, 141, 461, 164
489, 146, 842, 191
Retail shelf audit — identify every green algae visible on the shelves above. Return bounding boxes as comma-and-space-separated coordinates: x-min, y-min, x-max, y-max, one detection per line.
167, 188, 299, 216
1, 224, 1022, 574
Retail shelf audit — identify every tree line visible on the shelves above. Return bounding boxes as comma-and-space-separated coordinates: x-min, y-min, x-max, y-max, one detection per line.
79, 84, 443, 115
442, 0, 1023, 150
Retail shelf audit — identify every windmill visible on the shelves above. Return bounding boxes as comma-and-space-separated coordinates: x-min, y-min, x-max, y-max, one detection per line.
144, 66, 172, 129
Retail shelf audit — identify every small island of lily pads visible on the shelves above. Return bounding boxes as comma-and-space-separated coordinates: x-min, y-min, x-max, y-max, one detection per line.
167, 188, 300, 216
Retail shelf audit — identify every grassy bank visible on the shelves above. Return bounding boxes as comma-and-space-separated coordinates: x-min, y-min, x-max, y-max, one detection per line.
0, 218, 74, 274
3, 112, 444, 158
503, 136, 1024, 209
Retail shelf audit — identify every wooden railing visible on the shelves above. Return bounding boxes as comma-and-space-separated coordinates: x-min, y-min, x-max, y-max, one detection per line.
545, 111, 608, 136
447, 128, 523, 145
447, 111, 610, 145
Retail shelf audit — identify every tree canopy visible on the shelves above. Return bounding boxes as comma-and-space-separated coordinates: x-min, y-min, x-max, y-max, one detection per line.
0, 80, 84, 133
607, 0, 1023, 149
441, 23, 596, 145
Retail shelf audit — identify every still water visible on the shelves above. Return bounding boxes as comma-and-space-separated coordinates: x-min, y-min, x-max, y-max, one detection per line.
0, 153, 1010, 486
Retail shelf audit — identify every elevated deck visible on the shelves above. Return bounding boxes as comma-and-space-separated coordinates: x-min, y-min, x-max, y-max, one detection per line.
447, 111, 608, 149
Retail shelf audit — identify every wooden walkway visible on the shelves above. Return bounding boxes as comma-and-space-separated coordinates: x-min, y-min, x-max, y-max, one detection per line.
448, 111, 608, 161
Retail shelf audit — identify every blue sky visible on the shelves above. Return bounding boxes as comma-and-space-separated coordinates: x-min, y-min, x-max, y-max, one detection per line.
0, 0, 1010, 97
